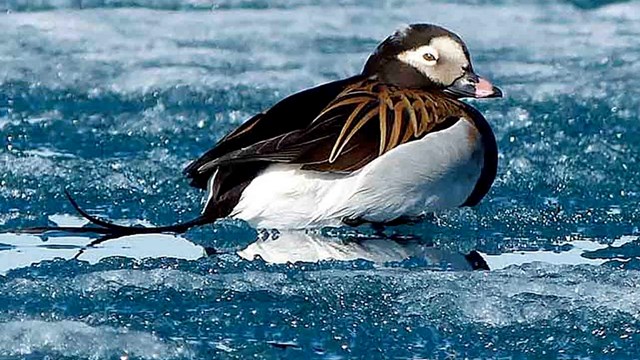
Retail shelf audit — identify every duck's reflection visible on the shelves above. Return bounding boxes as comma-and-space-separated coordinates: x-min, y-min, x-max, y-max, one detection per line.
6, 215, 637, 274
237, 230, 489, 270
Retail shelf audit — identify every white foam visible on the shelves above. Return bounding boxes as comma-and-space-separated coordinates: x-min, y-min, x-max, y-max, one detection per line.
0, 320, 192, 359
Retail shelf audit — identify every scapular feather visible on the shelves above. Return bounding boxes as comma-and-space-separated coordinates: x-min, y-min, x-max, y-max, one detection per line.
319, 79, 468, 163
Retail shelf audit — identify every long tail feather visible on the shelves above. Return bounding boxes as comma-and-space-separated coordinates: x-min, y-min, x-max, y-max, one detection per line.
13, 190, 211, 238
64, 190, 211, 235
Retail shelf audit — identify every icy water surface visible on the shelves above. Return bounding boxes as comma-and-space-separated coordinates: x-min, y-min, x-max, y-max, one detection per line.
1, 0, 640, 358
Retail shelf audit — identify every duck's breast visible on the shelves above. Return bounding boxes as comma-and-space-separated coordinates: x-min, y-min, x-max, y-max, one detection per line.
335, 117, 484, 222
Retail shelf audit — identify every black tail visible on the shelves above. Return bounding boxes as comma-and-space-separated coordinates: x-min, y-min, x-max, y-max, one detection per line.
18, 190, 211, 238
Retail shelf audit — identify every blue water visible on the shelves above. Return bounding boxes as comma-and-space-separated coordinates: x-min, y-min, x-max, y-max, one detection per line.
1, 0, 640, 358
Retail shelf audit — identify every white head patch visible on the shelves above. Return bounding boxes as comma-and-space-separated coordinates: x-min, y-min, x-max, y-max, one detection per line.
397, 36, 469, 86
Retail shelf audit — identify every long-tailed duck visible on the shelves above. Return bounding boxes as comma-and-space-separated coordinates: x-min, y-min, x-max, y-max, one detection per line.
31, 23, 502, 236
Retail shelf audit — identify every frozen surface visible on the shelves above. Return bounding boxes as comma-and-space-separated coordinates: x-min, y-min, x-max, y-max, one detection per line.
1, 0, 640, 358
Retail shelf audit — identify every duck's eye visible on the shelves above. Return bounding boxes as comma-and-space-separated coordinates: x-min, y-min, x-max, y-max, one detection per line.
423, 53, 437, 62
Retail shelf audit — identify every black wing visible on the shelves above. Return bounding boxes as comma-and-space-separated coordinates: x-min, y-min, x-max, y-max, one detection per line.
184, 75, 366, 189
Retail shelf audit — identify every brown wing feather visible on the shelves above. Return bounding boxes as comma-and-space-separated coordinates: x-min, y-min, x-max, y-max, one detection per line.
400, 93, 419, 135
202, 79, 471, 173
329, 106, 379, 163
378, 96, 388, 155
386, 102, 405, 151
314, 80, 469, 167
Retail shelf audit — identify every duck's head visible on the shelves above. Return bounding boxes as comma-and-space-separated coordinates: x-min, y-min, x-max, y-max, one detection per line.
363, 23, 502, 99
